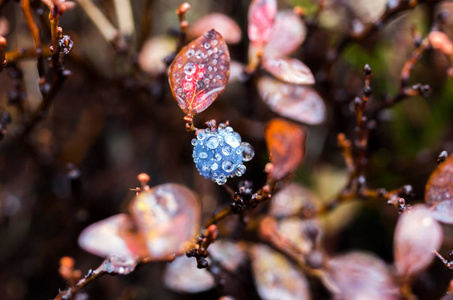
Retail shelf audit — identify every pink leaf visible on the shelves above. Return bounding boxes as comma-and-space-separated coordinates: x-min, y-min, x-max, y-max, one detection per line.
129, 183, 201, 259
188, 13, 242, 44
431, 199, 453, 224
264, 10, 306, 57
323, 252, 399, 300
248, 0, 277, 49
164, 256, 215, 293
394, 204, 443, 279
258, 77, 326, 125
169, 29, 230, 116
262, 57, 315, 85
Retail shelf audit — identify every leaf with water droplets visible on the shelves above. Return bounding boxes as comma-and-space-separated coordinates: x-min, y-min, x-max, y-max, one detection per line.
78, 214, 148, 258
248, 0, 277, 49
264, 10, 307, 58
323, 252, 399, 300
188, 13, 242, 44
169, 29, 230, 116
258, 77, 325, 125
394, 204, 443, 279
249, 244, 311, 300
265, 119, 307, 180
262, 57, 315, 85
431, 199, 453, 224
164, 256, 215, 293
129, 183, 201, 259
425, 154, 453, 206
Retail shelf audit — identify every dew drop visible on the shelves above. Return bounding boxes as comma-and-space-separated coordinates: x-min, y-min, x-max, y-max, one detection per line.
212, 59, 218, 65
214, 153, 222, 161
211, 162, 219, 171
212, 39, 218, 46
191, 138, 197, 146
208, 66, 213, 72
213, 47, 218, 53
195, 51, 203, 59
225, 134, 240, 148
207, 50, 213, 56
236, 164, 246, 175
199, 152, 208, 159
204, 43, 211, 49
187, 49, 195, 57
203, 78, 210, 84
216, 174, 227, 185
201, 163, 210, 172
226, 126, 233, 133
240, 142, 254, 161
184, 63, 196, 75
197, 130, 206, 140
222, 145, 233, 156
206, 136, 220, 149
222, 160, 235, 172
216, 75, 222, 80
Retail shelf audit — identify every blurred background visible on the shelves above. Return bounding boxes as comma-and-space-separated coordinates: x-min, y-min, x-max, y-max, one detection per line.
1, 0, 453, 299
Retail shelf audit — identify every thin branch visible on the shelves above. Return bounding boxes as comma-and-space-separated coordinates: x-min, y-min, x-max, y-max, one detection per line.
113, 0, 135, 37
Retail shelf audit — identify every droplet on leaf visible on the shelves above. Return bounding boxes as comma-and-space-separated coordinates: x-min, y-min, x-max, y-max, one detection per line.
425, 154, 453, 206
323, 252, 399, 300
129, 184, 201, 259
262, 57, 315, 85
431, 199, 453, 224
394, 204, 443, 279
249, 244, 311, 300
258, 77, 326, 125
169, 29, 230, 115
248, 0, 277, 48
263, 10, 306, 57
188, 13, 242, 44
265, 118, 307, 180
164, 256, 215, 293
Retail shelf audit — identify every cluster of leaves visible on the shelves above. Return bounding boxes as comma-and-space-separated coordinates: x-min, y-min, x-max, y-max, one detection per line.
3, 0, 453, 299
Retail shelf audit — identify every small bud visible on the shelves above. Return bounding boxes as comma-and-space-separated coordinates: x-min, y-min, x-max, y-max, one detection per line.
363, 64, 372, 76
428, 31, 453, 55
437, 150, 448, 165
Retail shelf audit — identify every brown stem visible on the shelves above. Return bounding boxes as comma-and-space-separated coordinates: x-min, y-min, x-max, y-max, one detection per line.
0, 36, 6, 72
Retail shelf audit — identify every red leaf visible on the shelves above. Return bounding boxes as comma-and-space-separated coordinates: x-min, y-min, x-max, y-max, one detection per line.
258, 77, 326, 125
188, 13, 242, 44
129, 183, 201, 259
323, 252, 399, 300
264, 10, 306, 58
425, 154, 453, 206
265, 118, 307, 180
248, 0, 277, 48
262, 57, 315, 85
394, 204, 443, 279
169, 29, 230, 116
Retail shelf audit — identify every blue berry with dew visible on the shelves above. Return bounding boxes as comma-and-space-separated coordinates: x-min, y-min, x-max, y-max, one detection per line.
192, 122, 255, 185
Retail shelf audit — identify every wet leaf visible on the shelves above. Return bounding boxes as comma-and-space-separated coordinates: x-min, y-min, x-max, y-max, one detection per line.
426, 154, 453, 206
258, 77, 326, 125
265, 118, 307, 180
394, 204, 443, 279
275, 217, 322, 256
164, 256, 215, 293
138, 35, 175, 76
248, 0, 277, 48
249, 244, 311, 300
269, 182, 319, 218
169, 29, 230, 116
188, 13, 242, 44
431, 199, 453, 224
78, 214, 147, 258
323, 252, 399, 300
262, 57, 315, 85
264, 10, 306, 57
209, 240, 247, 272
129, 183, 201, 259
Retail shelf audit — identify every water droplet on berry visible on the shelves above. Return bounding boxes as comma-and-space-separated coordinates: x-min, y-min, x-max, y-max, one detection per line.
204, 43, 211, 49
236, 164, 246, 175
191, 138, 197, 146
199, 152, 208, 159
211, 162, 219, 171
197, 130, 206, 140
222, 145, 233, 156
187, 49, 195, 57
222, 160, 235, 172
206, 136, 220, 149
214, 153, 222, 161
241, 142, 255, 162
225, 133, 241, 148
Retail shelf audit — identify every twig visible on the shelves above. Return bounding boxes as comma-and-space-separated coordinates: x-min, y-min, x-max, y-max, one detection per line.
0, 36, 6, 72
75, 0, 127, 52
113, 0, 135, 37
175, 3, 190, 53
